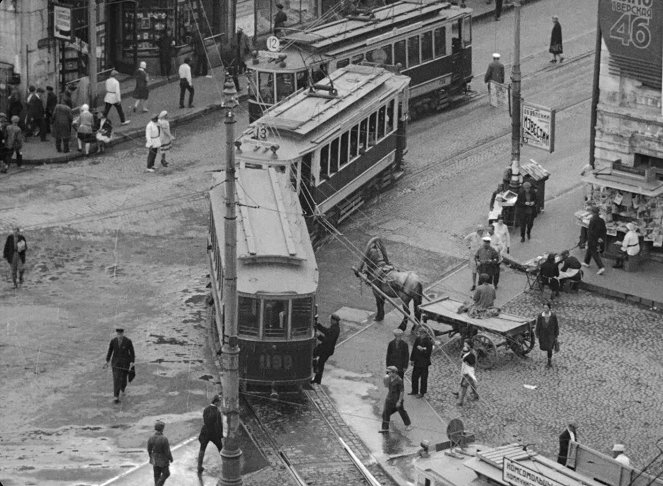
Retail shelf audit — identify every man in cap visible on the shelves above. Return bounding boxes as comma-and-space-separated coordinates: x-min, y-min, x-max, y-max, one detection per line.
379, 365, 412, 433
484, 53, 505, 91
475, 235, 499, 286
145, 114, 162, 173
409, 326, 433, 398
612, 444, 630, 466
197, 394, 223, 474
311, 313, 341, 384
3, 226, 27, 289
516, 180, 538, 242
104, 328, 135, 403
103, 69, 130, 126
582, 206, 606, 275
464, 225, 485, 291
148, 420, 173, 485
386, 328, 409, 378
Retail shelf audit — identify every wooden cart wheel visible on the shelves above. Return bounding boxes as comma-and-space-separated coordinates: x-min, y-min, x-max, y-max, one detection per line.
472, 333, 497, 369
507, 326, 536, 357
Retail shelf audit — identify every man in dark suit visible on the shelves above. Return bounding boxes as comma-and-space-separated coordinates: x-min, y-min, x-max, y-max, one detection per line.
26, 86, 46, 141
311, 313, 341, 384
582, 206, 606, 275
104, 328, 135, 403
386, 328, 409, 378
3, 226, 27, 289
197, 394, 223, 474
409, 327, 433, 398
147, 420, 173, 486
516, 181, 538, 242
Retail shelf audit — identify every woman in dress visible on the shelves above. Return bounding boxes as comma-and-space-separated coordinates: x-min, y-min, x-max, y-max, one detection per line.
158, 111, 174, 167
133, 61, 150, 113
549, 16, 564, 63
75, 104, 95, 155
95, 113, 113, 153
535, 302, 559, 368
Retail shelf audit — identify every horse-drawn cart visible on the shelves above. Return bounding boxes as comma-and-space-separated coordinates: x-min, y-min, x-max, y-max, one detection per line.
419, 296, 535, 368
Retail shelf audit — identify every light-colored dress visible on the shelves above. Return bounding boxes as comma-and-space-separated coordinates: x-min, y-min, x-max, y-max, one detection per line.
159, 119, 173, 152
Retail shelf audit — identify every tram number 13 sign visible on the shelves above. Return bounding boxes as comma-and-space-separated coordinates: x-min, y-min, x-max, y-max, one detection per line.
521, 101, 555, 153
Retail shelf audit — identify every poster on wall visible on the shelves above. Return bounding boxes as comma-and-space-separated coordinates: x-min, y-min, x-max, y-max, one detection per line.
54, 4, 73, 41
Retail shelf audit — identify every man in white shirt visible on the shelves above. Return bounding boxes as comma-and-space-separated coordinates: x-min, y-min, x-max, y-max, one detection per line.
145, 114, 162, 173
103, 70, 130, 125
612, 444, 630, 466
178, 58, 195, 109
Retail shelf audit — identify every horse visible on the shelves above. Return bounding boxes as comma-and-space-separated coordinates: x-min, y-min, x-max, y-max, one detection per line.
354, 237, 424, 331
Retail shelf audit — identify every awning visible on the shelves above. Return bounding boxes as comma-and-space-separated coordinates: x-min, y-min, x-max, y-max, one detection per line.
581, 169, 663, 197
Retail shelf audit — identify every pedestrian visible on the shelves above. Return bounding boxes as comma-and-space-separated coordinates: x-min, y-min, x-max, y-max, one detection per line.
464, 225, 484, 291
409, 327, 432, 398
273, 3, 288, 37
132, 61, 150, 113
611, 444, 630, 466
516, 181, 538, 242
103, 328, 135, 403
4, 115, 24, 168
45, 86, 58, 134
494, 0, 503, 21
157, 111, 173, 167
147, 420, 173, 486
103, 69, 130, 126
61, 85, 74, 109
613, 222, 640, 269
487, 226, 504, 289
539, 253, 560, 298
557, 249, 582, 291
235, 27, 253, 75
475, 235, 499, 286
178, 58, 195, 108
0, 112, 8, 173
26, 85, 46, 141
557, 422, 578, 467
386, 328, 409, 378
454, 340, 479, 406
549, 16, 564, 63
3, 227, 27, 289
535, 302, 559, 368
52, 100, 73, 154
157, 29, 175, 78
8, 89, 24, 124
193, 31, 210, 77
492, 215, 510, 255
145, 114, 162, 173
379, 365, 412, 433
197, 394, 223, 474
581, 206, 606, 275
311, 313, 341, 384
74, 104, 95, 155
484, 53, 505, 93
95, 113, 113, 153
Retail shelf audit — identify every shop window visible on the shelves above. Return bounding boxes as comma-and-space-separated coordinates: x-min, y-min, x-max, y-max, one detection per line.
408, 36, 420, 67
320, 145, 329, 179
387, 100, 395, 132
258, 72, 275, 104
377, 105, 386, 140
340, 132, 349, 167
394, 40, 406, 67
351, 53, 364, 64
421, 31, 433, 62
337, 58, 350, 69
263, 299, 288, 338
434, 27, 446, 57
238, 296, 260, 336
350, 125, 359, 159
330, 138, 340, 173
276, 72, 295, 101
291, 297, 313, 337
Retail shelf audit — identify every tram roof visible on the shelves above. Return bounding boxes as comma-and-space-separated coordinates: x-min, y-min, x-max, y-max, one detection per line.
237, 65, 410, 162
209, 170, 318, 295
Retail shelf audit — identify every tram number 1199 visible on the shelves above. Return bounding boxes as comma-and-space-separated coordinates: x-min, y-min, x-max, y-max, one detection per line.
259, 353, 293, 370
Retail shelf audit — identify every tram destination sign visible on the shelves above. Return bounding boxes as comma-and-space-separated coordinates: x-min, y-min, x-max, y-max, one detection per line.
503, 458, 575, 486
521, 101, 555, 153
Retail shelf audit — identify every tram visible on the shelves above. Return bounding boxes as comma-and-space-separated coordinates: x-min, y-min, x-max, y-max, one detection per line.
207, 65, 409, 389
247, 0, 472, 121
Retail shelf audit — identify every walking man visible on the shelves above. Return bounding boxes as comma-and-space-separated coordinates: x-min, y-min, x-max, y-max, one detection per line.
311, 313, 341, 384
197, 394, 223, 474
158, 30, 175, 78
582, 206, 606, 275
178, 58, 195, 108
379, 366, 412, 433
103, 70, 130, 126
147, 420, 173, 486
386, 328, 409, 378
145, 114, 162, 173
409, 327, 432, 398
484, 53, 504, 91
103, 328, 135, 403
3, 226, 27, 288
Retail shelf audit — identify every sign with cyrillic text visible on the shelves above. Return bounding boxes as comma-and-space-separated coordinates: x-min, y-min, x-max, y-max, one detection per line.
521, 101, 555, 153
503, 457, 566, 486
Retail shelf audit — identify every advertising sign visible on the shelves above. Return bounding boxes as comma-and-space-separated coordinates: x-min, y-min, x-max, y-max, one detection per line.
503, 458, 568, 486
489, 81, 509, 109
54, 4, 73, 41
521, 101, 555, 153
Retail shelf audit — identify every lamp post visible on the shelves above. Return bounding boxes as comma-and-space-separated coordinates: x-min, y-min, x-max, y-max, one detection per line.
509, 0, 522, 190
218, 74, 242, 486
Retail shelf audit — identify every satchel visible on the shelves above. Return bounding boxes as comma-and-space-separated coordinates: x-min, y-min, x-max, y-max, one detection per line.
128, 364, 136, 383
554, 340, 560, 353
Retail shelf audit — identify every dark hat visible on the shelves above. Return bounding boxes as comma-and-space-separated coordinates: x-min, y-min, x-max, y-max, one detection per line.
276, 3, 284, 8
330, 313, 340, 322
211, 394, 221, 404
47, 85, 54, 91
155, 420, 165, 431
115, 328, 124, 333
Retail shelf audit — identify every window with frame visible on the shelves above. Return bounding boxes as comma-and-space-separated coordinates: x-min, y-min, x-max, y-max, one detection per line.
377, 105, 386, 140
296, 70, 308, 90
291, 297, 313, 337
263, 299, 288, 338
258, 71, 275, 104
387, 100, 395, 132
238, 296, 260, 336
368, 112, 377, 146
339, 132, 349, 167
276, 73, 295, 102
330, 138, 339, 173
360, 119, 368, 149
421, 31, 433, 62
462, 16, 472, 44
312, 63, 328, 82
350, 124, 359, 158
320, 145, 329, 179
394, 40, 406, 67
337, 58, 350, 69
408, 35, 420, 66
434, 27, 446, 57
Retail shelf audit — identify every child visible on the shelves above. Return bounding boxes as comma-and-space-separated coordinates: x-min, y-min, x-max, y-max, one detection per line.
4, 116, 24, 169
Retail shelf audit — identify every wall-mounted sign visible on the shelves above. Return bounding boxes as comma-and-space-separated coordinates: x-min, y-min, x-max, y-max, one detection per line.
54, 4, 73, 41
521, 101, 555, 153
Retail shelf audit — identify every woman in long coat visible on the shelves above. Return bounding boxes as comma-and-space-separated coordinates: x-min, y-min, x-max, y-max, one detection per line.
549, 15, 563, 63
132, 61, 150, 113
52, 101, 73, 153
535, 302, 559, 368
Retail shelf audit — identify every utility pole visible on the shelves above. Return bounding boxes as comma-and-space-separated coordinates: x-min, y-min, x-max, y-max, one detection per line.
226, 0, 236, 50
509, 0, 522, 190
88, 0, 97, 108
219, 75, 242, 486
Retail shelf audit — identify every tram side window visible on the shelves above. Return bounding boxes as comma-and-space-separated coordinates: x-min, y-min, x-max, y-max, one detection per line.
320, 145, 329, 180
258, 72, 274, 104
337, 58, 350, 69
276, 73, 295, 102
350, 124, 359, 159
296, 70, 308, 90
339, 132, 349, 167
452, 20, 461, 53
330, 138, 340, 173
463, 16, 472, 44
238, 296, 260, 336
408, 36, 420, 67
263, 299, 288, 338
382, 45, 393, 65
387, 100, 395, 132
312, 63, 328, 83
434, 27, 446, 58
394, 40, 406, 67
351, 53, 364, 64
368, 113, 377, 146
377, 106, 386, 140
291, 297, 313, 337
421, 31, 433, 62
360, 119, 368, 150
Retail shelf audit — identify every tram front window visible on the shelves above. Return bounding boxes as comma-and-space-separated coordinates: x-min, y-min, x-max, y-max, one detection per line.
258, 72, 275, 104
276, 73, 295, 102
264, 299, 288, 338
238, 296, 260, 336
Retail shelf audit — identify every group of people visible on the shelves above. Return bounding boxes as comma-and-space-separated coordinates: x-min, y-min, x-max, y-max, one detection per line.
465, 220, 509, 292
